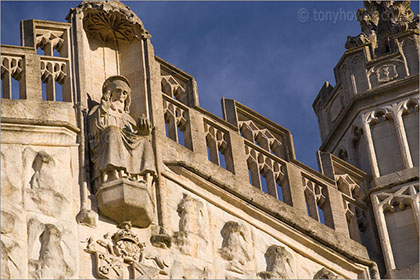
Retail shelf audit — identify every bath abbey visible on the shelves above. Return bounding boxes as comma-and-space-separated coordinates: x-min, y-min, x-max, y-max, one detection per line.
1, 0, 418, 279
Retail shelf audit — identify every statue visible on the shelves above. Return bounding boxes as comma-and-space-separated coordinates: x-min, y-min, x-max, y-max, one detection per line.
87, 76, 156, 228
88, 75, 156, 191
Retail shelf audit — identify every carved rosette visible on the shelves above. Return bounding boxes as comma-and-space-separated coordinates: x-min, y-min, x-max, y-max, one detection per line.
73, 0, 151, 42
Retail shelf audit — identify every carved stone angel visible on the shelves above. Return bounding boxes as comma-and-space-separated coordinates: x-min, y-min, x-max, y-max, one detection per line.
88, 75, 156, 191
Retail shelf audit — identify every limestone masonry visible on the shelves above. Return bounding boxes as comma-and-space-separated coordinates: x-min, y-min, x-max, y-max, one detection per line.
1, 0, 418, 279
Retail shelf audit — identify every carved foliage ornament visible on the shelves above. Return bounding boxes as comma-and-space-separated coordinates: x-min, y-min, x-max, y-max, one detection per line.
84, 221, 168, 279
76, 0, 151, 43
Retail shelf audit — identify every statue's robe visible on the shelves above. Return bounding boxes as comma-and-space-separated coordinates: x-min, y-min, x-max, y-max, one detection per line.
88, 104, 155, 184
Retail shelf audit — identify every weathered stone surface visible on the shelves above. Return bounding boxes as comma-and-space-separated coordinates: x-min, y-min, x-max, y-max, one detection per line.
219, 221, 252, 274
27, 218, 76, 279
258, 245, 295, 279
173, 194, 209, 258
313, 267, 339, 279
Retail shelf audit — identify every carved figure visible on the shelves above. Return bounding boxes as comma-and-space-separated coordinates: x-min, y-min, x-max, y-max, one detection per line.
24, 148, 68, 218
257, 245, 295, 279
219, 221, 251, 274
83, 221, 168, 279
29, 151, 55, 189
29, 224, 75, 279
88, 75, 156, 191
174, 194, 208, 257
313, 267, 339, 279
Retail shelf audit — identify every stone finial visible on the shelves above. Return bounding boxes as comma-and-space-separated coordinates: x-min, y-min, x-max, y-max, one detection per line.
345, 0, 419, 53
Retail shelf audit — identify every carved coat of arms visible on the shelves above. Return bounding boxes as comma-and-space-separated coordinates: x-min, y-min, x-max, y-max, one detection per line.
84, 221, 168, 279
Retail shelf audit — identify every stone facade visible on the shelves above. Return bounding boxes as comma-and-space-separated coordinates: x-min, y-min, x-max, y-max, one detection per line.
1, 1, 417, 279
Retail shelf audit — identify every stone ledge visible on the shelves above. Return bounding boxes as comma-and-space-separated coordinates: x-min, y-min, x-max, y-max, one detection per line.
1, 99, 78, 127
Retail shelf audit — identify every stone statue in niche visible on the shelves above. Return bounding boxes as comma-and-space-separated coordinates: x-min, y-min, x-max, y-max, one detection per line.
257, 245, 295, 279
88, 76, 156, 228
88, 75, 156, 190
313, 267, 339, 279
219, 221, 251, 274
174, 194, 208, 257
83, 221, 168, 279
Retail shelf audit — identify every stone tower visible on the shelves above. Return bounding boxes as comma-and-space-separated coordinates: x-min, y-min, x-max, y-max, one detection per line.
0, 0, 417, 279
313, 1, 419, 278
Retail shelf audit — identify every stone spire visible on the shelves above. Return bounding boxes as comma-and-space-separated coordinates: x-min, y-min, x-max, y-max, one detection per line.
345, 0, 419, 54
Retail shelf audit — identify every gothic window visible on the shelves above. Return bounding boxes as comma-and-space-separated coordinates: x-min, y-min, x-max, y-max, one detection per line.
368, 110, 404, 175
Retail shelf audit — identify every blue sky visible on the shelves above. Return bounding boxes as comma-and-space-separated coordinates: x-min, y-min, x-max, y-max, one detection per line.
2, 1, 419, 170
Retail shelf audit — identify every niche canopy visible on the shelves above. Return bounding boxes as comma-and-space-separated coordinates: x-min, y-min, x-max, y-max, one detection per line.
76, 0, 151, 43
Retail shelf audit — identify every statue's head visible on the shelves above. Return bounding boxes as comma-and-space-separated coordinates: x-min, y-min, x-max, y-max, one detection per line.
102, 75, 131, 112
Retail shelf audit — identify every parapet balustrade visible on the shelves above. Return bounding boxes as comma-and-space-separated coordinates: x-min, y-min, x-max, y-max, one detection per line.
244, 140, 290, 204
158, 83, 358, 236
1, 55, 24, 99
302, 176, 333, 228
40, 56, 71, 101
162, 93, 192, 150
204, 119, 234, 173
1, 19, 72, 102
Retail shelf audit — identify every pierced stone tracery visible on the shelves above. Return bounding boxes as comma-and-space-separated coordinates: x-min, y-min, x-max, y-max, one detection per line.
35, 30, 65, 56
239, 120, 285, 159
245, 144, 288, 202
302, 176, 333, 228
204, 121, 233, 172
1, 56, 24, 99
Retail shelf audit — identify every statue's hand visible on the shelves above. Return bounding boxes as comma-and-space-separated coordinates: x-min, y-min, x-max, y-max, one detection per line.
137, 114, 152, 135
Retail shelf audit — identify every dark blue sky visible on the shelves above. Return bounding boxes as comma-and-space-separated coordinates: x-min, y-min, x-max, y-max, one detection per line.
2, 1, 419, 170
